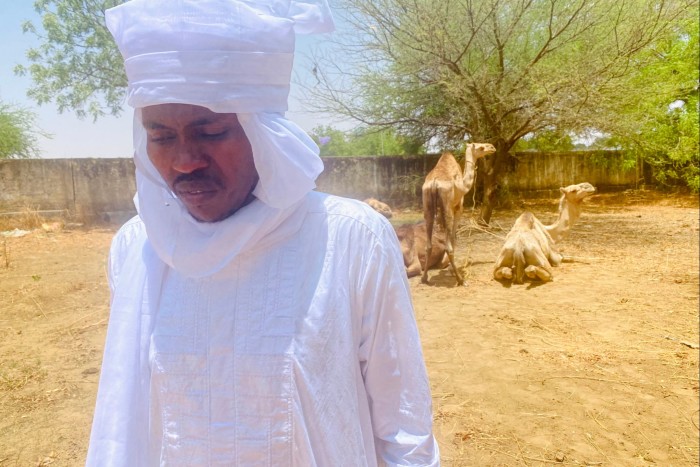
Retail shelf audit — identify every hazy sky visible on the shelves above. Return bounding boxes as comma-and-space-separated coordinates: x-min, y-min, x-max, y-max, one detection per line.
0, 2, 341, 158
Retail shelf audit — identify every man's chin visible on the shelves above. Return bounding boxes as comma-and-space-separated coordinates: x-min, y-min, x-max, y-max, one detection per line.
181, 192, 258, 223
187, 201, 254, 224
188, 209, 233, 224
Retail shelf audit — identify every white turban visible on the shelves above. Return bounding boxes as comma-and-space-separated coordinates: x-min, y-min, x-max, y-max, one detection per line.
105, 0, 335, 277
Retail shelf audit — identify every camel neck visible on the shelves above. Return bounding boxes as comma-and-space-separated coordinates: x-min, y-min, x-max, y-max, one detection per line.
462, 151, 479, 192
547, 196, 583, 242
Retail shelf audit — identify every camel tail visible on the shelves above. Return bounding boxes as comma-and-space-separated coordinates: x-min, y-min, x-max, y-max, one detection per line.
426, 180, 449, 231
513, 243, 526, 284
424, 180, 438, 222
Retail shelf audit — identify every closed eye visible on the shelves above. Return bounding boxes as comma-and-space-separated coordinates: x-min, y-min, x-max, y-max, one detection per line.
149, 133, 176, 144
200, 129, 229, 140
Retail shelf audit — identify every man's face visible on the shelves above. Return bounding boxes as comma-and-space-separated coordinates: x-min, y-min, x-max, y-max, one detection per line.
141, 104, 259, 223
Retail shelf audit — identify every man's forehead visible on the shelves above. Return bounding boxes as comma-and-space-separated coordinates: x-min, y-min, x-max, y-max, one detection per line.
142, 104, 237, 127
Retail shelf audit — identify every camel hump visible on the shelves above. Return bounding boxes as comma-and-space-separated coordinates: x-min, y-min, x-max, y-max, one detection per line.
514, 211, 536, 228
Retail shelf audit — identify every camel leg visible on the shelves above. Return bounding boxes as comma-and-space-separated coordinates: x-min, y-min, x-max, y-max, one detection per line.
421, 193, 434, 284
452, 206, 466, 285
406, 258, 422, 278
493, 246, 514, 281
404, 246, 423, 278
495, 267, 513, 280
548, 247, 563, 267
524, 265, 553, 282
444, 210, 464, 286
524, 246, 554, 282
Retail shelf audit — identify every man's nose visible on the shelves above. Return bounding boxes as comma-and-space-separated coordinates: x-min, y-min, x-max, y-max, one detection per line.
172, 140, 208, 174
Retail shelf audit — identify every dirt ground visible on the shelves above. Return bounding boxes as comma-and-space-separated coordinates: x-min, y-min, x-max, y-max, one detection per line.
0, 190, 698, 466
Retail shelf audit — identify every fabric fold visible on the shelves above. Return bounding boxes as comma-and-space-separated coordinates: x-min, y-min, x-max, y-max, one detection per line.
86, 225, 165, 466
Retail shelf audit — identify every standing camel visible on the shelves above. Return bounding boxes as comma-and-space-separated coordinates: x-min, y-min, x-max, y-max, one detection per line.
421, 143, 497, 285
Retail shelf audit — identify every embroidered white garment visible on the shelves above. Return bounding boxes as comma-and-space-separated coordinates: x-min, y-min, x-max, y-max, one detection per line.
89, 1, 440, 465
87, 194, 440, 466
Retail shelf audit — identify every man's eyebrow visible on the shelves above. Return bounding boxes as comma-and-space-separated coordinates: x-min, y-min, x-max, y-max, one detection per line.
143, 121, 169, 130
143, 117, 226, 130
189, 118, 219, 127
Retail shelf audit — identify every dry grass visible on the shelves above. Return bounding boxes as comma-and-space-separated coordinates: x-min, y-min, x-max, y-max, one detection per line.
0, 206, 50, 231
0, 359, 46, 392
1, 207, 69, 271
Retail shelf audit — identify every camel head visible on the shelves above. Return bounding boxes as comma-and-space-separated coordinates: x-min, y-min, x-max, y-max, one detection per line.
559, 182, 596, 203
466, 142, 497, 161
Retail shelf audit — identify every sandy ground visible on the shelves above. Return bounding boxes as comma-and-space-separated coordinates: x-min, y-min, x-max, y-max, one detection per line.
0, 190, 698, 466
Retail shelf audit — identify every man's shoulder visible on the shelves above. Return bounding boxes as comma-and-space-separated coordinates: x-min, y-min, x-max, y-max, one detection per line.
309, 192, 384, 221
307, 191, 393, 236
107, 215, 147, 289
111, 215, 147, 253
115, 214, 146, 237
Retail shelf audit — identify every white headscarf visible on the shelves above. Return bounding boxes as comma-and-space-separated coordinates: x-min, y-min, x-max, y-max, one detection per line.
105, 0, 334, 277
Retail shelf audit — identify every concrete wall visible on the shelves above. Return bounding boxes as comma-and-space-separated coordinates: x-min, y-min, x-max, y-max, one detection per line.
502, 150, 640, 195
0, 158, 136, 222
320, 151, 640, 205
0, 150, 639, 221
317, 154, 441, 204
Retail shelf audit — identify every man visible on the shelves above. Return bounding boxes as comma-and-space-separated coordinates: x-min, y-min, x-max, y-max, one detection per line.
87, 1, 440, 465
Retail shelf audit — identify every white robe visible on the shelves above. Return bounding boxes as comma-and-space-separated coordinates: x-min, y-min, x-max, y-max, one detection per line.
87, 192, 440, 466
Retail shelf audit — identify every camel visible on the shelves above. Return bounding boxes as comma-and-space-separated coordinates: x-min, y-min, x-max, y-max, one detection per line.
421, 143, 497, 285
394, 222, 449, 278
493, 182, 596, 284
363, 198, 393, 219
362, 198, 448, 278
493, 211, 562, 284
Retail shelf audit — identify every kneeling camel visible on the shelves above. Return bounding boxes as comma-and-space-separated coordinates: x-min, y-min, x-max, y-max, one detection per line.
493, 182, 596, 284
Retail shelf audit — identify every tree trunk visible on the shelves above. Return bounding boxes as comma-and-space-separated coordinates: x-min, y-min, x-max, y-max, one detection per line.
478, 147, 509, 225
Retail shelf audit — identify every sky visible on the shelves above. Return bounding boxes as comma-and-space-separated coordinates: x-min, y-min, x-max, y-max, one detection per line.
0, 2, 343, 159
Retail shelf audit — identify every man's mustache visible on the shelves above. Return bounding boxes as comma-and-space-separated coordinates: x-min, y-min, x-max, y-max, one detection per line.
172, 170, 223, 191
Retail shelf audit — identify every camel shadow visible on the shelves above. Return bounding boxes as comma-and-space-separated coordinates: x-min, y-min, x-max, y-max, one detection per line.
421, 269, 464, 288
561, 257, 591, 265
525, 281, 548, 290
494, 278, 513, 289
493, 277, 549, 290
